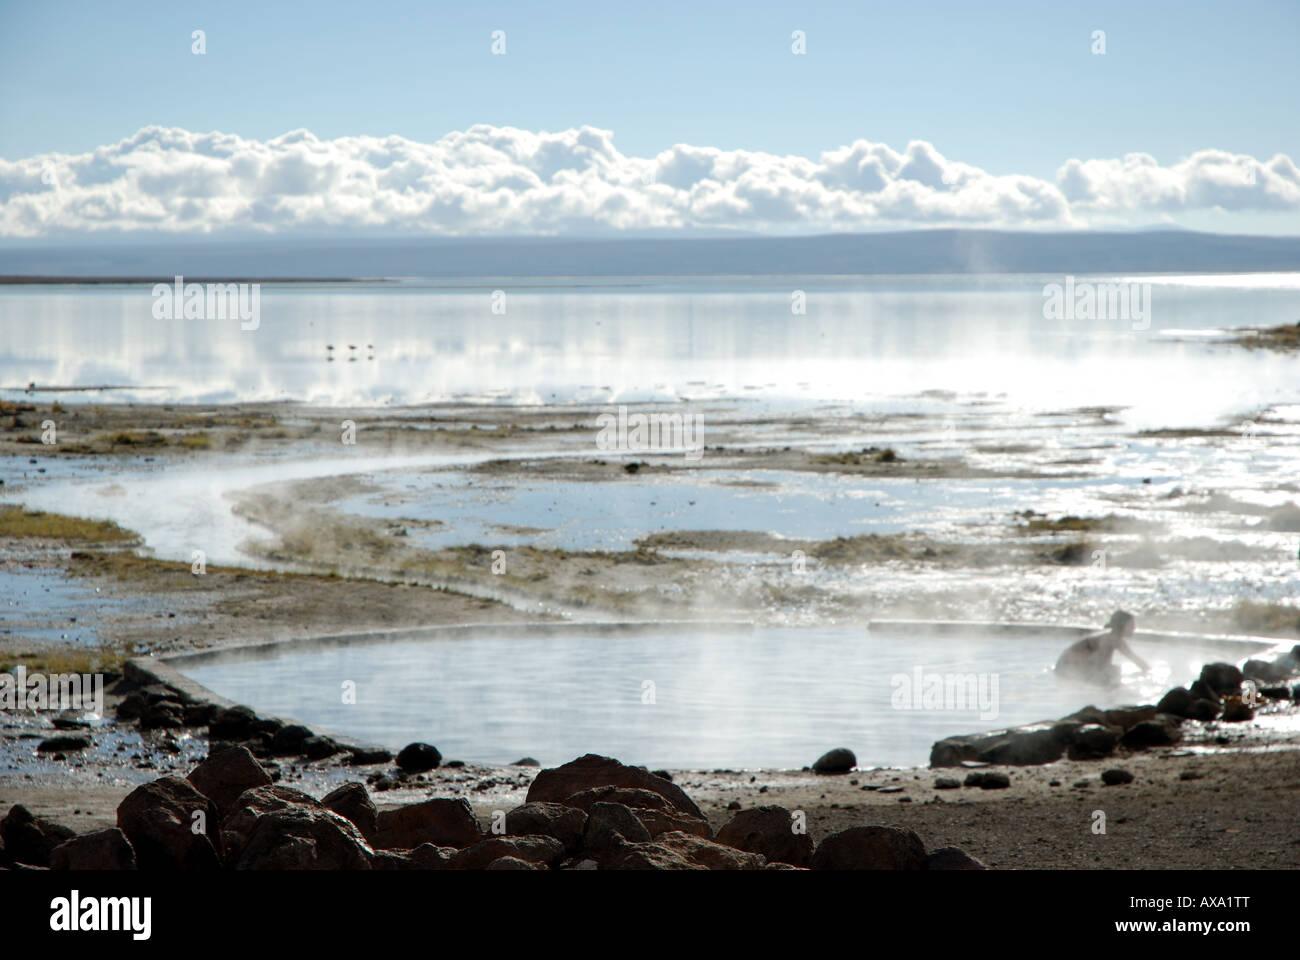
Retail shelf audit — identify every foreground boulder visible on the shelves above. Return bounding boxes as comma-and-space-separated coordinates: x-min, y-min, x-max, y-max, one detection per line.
0, 805, 76, 867
117, 777, 220, 871
562, 786, 710, 838
322, 782, 378, 843
505, 802, 587, 854
716, 805, 813, 868
233, 807, 374, 870
812, 748, 856, 774
526, 754, 704, 819
50, 828, 137, 870
449, 836, 565, 870
1156, 687, 1194, 718
187, 746, 272, 817
582, 802, 652, 856
811, 825, 927, 870
220, 785, 321, 855
605, 831, 767, 870
926, 846, 987, 870
373, 797, 480, 850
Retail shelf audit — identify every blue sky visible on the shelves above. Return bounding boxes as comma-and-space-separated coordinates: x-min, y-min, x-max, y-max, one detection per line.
1, 0, 1298, 237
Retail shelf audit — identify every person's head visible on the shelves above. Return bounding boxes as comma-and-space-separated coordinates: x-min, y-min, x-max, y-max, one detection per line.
1106, 610, 1136, 638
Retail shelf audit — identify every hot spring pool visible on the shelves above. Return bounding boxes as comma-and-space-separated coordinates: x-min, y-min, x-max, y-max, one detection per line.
175, 623, 1269, 769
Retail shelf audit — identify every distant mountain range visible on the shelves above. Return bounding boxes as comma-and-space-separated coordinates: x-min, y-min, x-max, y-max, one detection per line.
3, 230, 1300, 279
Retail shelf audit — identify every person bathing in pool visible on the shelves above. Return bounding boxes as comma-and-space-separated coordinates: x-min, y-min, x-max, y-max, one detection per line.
1055, 610, 1150, 685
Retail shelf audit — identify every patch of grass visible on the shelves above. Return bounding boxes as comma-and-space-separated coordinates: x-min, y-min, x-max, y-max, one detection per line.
0, 506, 137, 543
1231, 601, 1300, 637
1234, 322, 1300, 352
177, 432, 212, 450
0, 640, 138, 676
813, 447, 900, 467
108, 430, 166, 447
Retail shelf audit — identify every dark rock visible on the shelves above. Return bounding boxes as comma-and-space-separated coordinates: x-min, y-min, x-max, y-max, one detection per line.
1120, 716, 1182, 749
963, 771, 1011, 789
373, 797, 480, 850
485, 856, 543, 870
233, 806, 374, 870
605, 831, 767, 870
811, 825, 927, 870
1221, 699, 1254, 722
0, 805, 76, 867
1188, 678, 1221, 705
449, 836, 565, 870
139, 700, 186, 730
716, 805, 813, 867
219, 784, 320, 856
651, 770, 673, 782
269, 724, 314, 756
37, 735, 90, 753
50, 828, 136, 870
322, 783, 378, 842
1102, 704, 1157, 729
301, 736, 343, 760
51, 714, 91, 730
976, 728, 1063, 765
812, 747, 856, 774
1101, 768, 1135, 786
371, 842, 456, 870
1156, 686, 1193, 717
1199, 662, 1243, 696
186, 746, 272, 817
1243, 658, 1292, 683
395, 742, 441, 772
183, 702, 218, 727
1187, 699, 1220, 721
1067, 723, 1121, 760
505, 802, 587, 853
526, 754, 704, 819
510, 757, 541, 767
209, 705, 260, 741
582, 802, 651, 856
344, 746, 392, 766
926, 846, 986, 870
562, 786, 710, 839
116, 777, 220, 871
933, 777, 961, 790
1261, 685, 1290, 700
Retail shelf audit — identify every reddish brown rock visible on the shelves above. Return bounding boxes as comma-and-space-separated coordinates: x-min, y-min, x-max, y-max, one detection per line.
322, 782, 378, 843
186, 746, 272, 817
526, 754, 704, 819
117, 777, 221, 871
448, 835, 565, 870
605, 831, 767, 870
716, 805, 813, 867
1, 805, 77, 868
373, 797, 480, 850
232, 807, 374, 870
504, 802, 587, 853
811, 825, 927, 870
50, 828, 137, 871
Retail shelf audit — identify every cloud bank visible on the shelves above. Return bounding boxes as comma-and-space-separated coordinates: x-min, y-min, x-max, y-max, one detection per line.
1, 125, 1296, 237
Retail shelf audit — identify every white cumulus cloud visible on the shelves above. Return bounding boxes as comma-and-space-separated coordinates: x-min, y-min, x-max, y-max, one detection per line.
0, 125, 1294, 237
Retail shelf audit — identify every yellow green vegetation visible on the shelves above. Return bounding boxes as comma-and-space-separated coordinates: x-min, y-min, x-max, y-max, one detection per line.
0, 640, 139, 676
1232, 600, 1300, 636
1015, 513, 1153, 534
814, 447, 900, 466
1234, 322, 1300, 352
0, 506, 137, 543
